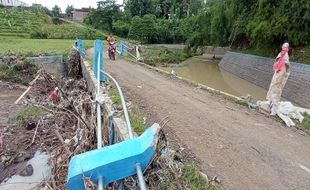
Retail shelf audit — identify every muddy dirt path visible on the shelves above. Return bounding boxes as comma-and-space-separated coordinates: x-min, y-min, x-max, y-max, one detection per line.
0, 81, 25, 125
105, 58, 310, 190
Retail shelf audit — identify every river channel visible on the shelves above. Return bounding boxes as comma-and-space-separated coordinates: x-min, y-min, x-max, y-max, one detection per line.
161, 56, 268, 101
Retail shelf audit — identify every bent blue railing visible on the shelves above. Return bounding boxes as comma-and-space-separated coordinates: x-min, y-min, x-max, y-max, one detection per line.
67, 39, 155, 190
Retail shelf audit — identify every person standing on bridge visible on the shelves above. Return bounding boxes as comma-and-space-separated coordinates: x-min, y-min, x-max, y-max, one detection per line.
266, 42, 291, 115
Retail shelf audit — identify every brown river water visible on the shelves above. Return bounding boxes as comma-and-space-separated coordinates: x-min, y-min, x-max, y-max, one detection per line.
161, 56, 268, 101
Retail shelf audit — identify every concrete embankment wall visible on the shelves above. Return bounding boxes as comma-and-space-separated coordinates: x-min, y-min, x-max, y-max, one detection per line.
219, 52, 310, 108
29, 56, 66, 78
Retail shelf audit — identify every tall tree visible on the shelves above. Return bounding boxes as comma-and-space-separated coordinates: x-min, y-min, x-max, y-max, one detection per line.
97, 0, 117, 8
85, 0, 121, 32
125, 0, 155, 17
65, 5, 74, 18
51, 5, 61, 18
189, 0, 204, 16
154, 0, 172, 18
128, 15, 157, 43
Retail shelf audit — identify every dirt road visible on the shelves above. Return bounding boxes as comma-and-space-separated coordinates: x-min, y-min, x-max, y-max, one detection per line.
106, 58, 310, 190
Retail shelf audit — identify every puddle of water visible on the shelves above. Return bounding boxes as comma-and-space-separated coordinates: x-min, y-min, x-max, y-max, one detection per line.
1, 151, 51, 190
161, 57, 267, 100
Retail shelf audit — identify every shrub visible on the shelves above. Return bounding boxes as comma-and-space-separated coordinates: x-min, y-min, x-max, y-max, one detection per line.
143, 47, 189, 66
52, 17, 62, 24
128, 15, 157, 43
113, 20, 130, 38
129, 107, 146, 134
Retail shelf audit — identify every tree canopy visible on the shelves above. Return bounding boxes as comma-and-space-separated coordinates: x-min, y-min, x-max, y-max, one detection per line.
65, 5, 74, 18
85, 0, 310, 49
51, 5, 61, 18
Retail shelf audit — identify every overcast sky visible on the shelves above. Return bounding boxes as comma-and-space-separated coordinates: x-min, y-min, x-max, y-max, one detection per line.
22, 0, 123, 11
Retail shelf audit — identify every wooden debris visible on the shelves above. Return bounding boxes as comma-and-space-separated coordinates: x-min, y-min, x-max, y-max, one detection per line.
14, 72, 41, 104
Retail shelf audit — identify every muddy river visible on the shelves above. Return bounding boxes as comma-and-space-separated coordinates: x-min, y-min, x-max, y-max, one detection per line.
161, 57, 268, 100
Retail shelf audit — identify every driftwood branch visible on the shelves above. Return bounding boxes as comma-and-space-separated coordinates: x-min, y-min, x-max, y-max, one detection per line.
54, 125, 72, 155
15, 72, 41, 104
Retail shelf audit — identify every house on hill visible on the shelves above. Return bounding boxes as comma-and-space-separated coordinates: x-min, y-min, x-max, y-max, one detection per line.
72, 8, 90, 22
0, 0, 28, 7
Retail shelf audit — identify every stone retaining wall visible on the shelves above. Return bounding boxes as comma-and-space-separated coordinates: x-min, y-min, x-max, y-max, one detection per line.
219, 52, 310, 108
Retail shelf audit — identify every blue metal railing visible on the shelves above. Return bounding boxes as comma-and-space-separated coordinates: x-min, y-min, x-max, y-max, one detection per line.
75, 39, 147, 190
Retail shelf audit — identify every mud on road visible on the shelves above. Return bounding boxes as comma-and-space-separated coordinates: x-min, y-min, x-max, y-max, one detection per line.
107, 58, 310, 190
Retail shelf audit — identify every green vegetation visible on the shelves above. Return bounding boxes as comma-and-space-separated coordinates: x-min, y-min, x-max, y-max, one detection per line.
300, 113, 310, 130
0, 7, 106, 40
30, 24, 106, 40
182, 163, 222, 190
143, 46, 190, 66
86, 0, 309, 63
128, 15, 157, 43
0, 38, 93, 56
0, 8, 50, 33
182, 163, 209, 190
108, 89, 121, 106
129, 107, 146, 134
237, 46, 310, 64
0, 57, 38, 85
16, 106, 43, 120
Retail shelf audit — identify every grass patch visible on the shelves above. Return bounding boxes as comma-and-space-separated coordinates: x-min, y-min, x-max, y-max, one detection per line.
16, 106, 43, 121
0, 37, 93, 56
182, 163, 222, 190
108, 89, 121, 106
143, 46, 190, 66
182, 163, 209, 190
300, 113, 310, 130
129, 107, 146, 134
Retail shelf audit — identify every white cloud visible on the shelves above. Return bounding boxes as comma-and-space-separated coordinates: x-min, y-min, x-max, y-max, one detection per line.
22, 0, 123, 12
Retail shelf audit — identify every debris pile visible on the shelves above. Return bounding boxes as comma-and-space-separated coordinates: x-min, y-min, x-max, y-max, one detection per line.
0, 54, 38, 85
257, 100, 310, 127
0, 71, 97, 189
67, 49, 83, 78
1, 58, 212, 189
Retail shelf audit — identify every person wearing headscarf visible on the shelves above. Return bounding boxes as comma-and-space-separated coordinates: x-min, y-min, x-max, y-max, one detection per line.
266, 42, 290, 115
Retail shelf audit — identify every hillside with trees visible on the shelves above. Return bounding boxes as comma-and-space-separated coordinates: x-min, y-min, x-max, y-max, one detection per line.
85, 0, 310, 62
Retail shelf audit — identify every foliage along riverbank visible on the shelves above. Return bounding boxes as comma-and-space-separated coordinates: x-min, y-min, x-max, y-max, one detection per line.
85, 0, 310, 64
142, 46, 190, 66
